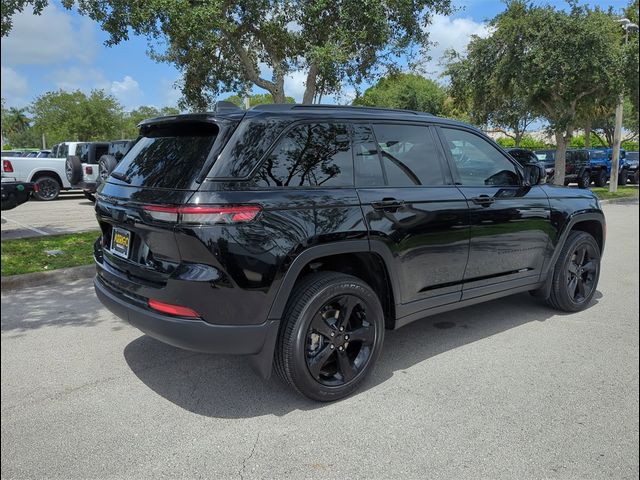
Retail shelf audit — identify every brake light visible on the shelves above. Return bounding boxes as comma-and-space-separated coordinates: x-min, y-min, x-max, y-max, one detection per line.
3, 160, 13, 172
85, 166, 93, 174
148, 299, 200, 318
143, 205, 261, 224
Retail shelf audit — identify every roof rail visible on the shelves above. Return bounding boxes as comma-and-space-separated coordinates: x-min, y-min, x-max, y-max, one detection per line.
251, 103, 427, 115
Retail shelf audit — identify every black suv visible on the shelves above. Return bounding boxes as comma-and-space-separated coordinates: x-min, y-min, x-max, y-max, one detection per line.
534, 149, 591, 188
94, 104, 605, 401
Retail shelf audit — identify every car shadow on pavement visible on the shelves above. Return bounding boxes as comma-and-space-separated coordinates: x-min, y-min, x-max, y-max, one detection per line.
123, 291, 601, 419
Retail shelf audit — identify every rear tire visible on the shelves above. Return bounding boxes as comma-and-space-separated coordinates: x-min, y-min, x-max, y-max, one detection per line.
33, 176, 61, 201
65, 156, 82, 184
98, 155, 118, 184
546, 231, 601, 312
275, 272, 385, 401
593, 169, 607, 187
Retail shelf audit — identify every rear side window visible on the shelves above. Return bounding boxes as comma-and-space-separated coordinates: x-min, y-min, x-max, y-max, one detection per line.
254, 122, 353, 187
110, 122, 218, 189
372, 124, 446, 186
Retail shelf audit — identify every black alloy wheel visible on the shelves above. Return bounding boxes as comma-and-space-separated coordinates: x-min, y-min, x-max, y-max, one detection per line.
33, 176, 60, 201
275, 272, 384, 401
546, 230, 601, 312
305, 294, 376, 387
565, 243, 598, 304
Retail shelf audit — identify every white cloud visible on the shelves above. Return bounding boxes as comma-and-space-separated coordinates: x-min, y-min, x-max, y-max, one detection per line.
0, 66, 29, 106
284, 70, 307, 102
48, 67, 109, 92
1, 4, 97, 65
110, 75, 142, 108
159, 78, 182, 107
422, 14, 490, 80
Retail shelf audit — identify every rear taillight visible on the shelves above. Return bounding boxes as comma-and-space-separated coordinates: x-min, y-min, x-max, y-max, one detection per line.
143, 205, 261, 224
148, 299, 200, 318
85, 166, 93, 175
3, 160, 13, 172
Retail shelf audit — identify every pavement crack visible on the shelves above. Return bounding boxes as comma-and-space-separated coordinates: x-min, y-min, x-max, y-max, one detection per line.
238, 432, 260, 480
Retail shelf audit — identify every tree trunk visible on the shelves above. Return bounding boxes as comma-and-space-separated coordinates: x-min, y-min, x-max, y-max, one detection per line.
302, 65, 319, 105
553, 131, 569, 186
584, 121, 591, 148
514, 131, 523, 147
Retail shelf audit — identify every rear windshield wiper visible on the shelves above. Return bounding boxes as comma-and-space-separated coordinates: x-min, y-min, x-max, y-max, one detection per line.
111, 172, 132, 184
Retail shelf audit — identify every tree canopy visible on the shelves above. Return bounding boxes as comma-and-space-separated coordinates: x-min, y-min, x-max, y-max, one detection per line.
352, 73, 447, 115
446, 1, 637, 184
9, 0, 453, 109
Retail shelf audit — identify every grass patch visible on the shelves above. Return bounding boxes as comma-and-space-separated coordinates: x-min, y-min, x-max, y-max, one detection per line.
1, 231, 99, 276
591, 185, 639, 200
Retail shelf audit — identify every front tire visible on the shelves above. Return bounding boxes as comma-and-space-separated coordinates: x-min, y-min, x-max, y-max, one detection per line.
617, 168, 628, 186
577, 171, 591, 189
546, 231, 601, 312
275, 272, 385, 401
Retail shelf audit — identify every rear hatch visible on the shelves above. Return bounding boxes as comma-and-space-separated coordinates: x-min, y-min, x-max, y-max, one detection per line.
95, 116, 239, 288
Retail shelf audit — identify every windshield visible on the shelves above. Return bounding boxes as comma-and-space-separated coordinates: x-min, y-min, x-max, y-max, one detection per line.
626, 152, 639, 162
109, 122, 218, 189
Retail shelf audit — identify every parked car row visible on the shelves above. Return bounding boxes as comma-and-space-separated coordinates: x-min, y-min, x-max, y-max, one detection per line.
1, 139, 134, 202
507, 147, 638, 188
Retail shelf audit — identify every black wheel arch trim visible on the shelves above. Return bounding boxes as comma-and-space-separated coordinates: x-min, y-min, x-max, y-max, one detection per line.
267, 239, 400, 322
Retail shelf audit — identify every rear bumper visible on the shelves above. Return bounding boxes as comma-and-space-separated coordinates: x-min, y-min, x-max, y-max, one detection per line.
71, 180, 98, 192
94, 275, 279, 356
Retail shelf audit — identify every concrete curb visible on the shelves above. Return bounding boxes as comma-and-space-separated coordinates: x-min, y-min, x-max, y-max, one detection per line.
1, 264, 95, 292
600, 197, 639, 205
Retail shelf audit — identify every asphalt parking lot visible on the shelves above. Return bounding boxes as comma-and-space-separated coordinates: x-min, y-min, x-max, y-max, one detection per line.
1, 193, 98, 240
1, 202, 638, 479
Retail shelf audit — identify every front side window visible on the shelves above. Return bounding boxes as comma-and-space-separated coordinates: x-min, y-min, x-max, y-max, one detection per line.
255, 122, 353, 187
373, 124, 446, 186
441, 128, 520, 186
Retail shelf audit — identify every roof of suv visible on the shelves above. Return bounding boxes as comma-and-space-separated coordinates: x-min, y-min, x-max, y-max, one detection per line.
138, 103, 472, 129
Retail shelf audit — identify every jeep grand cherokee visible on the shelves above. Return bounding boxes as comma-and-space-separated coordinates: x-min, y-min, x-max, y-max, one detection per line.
94, 103, 605, 401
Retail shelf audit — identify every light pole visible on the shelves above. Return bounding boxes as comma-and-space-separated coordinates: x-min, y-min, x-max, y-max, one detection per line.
610, 17, 638, 193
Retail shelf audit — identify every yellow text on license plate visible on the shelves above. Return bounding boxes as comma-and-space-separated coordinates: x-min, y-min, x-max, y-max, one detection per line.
114, 231, 129, 248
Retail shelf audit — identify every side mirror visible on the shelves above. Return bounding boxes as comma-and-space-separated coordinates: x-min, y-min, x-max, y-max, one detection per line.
524, 163, 546, 185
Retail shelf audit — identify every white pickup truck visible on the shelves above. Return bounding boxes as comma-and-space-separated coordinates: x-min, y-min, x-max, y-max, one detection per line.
1, 142, 81, 200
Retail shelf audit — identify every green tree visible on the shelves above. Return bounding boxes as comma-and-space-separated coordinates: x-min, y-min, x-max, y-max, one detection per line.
30, 89, 124, 145
0, 0, 47, 36
452, 2, 634, 185
223, 93, 295, 109
1, 0, 453, 109
445, 39, 538, 147
122, 106, 180, 138
352, 73, 447, 115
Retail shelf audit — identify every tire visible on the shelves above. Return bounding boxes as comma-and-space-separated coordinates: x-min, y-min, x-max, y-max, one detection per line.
633, 170, 639, 185
617, 168, 628, 186
546, 231, 601, 312
577, 170, 591, 189
98, 155, 118, 184
275, 272, 385, 401
33, 175, 61, 201
593, 169, 607, 187
83, 191, 96, 202
65, 155, 82, 184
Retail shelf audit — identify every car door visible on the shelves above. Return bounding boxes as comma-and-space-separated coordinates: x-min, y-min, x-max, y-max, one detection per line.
435, 126, 554, 300
354, 122, 470, 317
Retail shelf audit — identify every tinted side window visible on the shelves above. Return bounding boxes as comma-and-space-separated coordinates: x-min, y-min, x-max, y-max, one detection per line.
372, 124, 446, 186
441, 128, 520, 186
255, 123, 353, 187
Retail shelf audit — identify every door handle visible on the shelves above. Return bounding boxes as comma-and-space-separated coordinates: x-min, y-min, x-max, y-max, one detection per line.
371, 198, 405, 211
471, 195, 495, 207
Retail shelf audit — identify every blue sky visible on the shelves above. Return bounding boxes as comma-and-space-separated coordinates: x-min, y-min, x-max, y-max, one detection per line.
0, 0, 630, 111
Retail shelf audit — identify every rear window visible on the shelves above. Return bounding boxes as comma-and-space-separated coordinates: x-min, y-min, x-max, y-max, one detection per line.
110, 122, 218, 189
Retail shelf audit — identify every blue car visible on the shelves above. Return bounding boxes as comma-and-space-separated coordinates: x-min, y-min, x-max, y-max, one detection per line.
587, 148, 629, 186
